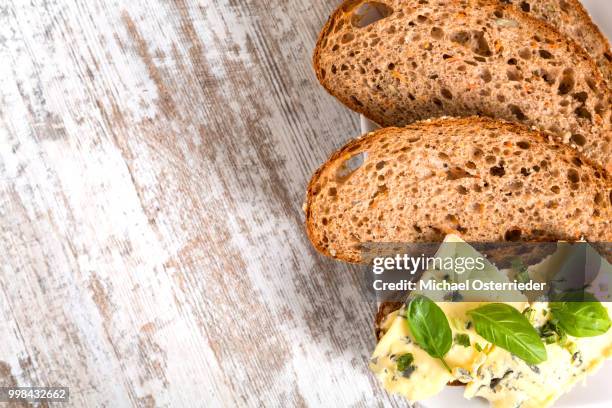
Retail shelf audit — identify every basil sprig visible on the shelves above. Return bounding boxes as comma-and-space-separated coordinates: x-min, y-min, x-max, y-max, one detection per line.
551, 293, 611, 337
467, 303, 547, 364
407, 295, 452, 371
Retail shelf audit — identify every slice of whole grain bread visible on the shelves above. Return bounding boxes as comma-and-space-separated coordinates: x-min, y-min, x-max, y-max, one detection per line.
314, 0, 612, 171
498, 0, 612, 84
304, 117, 612, 263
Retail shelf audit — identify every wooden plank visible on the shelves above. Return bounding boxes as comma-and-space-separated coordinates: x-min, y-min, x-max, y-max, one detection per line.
0, 0, 403, 406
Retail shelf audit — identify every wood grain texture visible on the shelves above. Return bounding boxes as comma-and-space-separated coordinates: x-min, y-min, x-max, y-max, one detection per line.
0, 0, 406, 406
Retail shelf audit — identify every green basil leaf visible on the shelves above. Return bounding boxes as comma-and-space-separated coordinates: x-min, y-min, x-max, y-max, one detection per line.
551, 296, 611, 337
467, 303, 547, 364
407, 295, 452, 371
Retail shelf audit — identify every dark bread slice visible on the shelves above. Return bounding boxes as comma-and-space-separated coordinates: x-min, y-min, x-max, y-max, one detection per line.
305, 117, 612, 263
314, 0, 612, 171
498, 0, 612, 85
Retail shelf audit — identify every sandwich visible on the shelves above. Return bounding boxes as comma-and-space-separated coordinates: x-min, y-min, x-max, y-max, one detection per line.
370, 235, 612, 407
313, 0, 612, 171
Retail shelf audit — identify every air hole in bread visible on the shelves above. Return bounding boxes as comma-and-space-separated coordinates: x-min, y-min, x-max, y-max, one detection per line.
509, 181, 523, 191
471, 31, 492, 57
438, 152, 450, 160
585, 78, 597, 92
595, 103, 605, 116
351, 2, 394, 28
447, 167, 474, 180
594, 193, 603, 206
341, 33, 355, 44
519, 2, 531, 12
505, 229, 522, 241
539, 49, 553, 59
509, 104, 528, 121
336, 152, 367, 181
540, 70, 556, 85
507, 67, 522, 81
518, 48, 531, 60
441, 88, 453, 100
369, 184, 388, 207
456, 185, 469, 195
567, 169, 580, 183
551, 185, 561, 194
451, 30, 470, 45
480, 68, 492, 83
431, 27, 444, 39
558, 70, 575, 95
570, 133, 586, 146
572, 92, 588, 103
516, 141, 530, 149
572, 157, 583, 167
328, 187, 337, 197
575, 106, 592, 121
490, 164, 506, 177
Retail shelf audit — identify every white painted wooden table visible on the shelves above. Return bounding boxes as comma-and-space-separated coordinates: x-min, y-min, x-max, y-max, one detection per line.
0, 0, 405, 406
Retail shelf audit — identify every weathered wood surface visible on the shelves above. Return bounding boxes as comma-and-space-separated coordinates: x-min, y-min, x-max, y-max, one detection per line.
0, 0, 405, 406
2, 0, 611, 407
